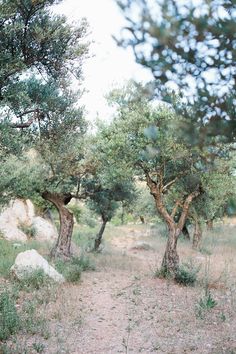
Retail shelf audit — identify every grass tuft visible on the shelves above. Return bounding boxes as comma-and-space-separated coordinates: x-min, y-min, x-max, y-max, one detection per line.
175, 260, 200, 286
0, 290, 20, 340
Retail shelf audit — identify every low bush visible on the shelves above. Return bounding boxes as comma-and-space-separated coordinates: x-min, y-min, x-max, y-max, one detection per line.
175, 260, 200, 286
55, 255, 95, 283
73, 254, 95, 271
195, 290, 217, 319
16, 269, 51, 291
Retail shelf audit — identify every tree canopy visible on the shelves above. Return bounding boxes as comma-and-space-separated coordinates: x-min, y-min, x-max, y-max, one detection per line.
116, 0, 236, 141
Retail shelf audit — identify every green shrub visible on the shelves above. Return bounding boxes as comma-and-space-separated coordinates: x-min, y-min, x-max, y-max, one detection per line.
195, 290, 217, 319
154, 267, 172, 279
0, 291, 20, 340
199, 291, 217, 310
32, 342, 45, 353
16, 269, 51, 290
175, 260, 200, 286
65, 264, 81, 283
72, 255, 95, 271
55, 255, 95, 283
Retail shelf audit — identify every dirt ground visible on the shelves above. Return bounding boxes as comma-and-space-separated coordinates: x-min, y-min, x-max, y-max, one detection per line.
42, 225, 236, 354
3, 225, 236, 353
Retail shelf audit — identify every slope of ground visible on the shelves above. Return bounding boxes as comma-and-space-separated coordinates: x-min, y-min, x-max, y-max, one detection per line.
1, 224, 236, 353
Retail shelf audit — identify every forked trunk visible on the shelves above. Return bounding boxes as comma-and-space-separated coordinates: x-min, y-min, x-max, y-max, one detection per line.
42, 191, 74, 259
182, 224, 190, 240
94, 217, 107, 251
140, 216, 145, 224
193, 218, 202, 249
161, 226, 180, 276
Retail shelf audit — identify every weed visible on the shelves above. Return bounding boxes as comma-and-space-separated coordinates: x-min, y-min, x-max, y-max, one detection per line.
175, 260, 200, 286
195, 290, 217, 319
32, 342, 45, 353
20, 299, 50, 339
65, 264, 82, 283
73, 254, 95, 271
154, 267, 173, 280
219, 311, 226, 322
55, 254, 95, 283
0, 291, 20, 340
15, 269, 52, 291
199, 291, 217, 310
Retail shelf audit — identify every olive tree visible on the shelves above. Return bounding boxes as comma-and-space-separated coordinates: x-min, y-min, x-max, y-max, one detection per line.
100, 82, 234, 275
116, 0, 236, 142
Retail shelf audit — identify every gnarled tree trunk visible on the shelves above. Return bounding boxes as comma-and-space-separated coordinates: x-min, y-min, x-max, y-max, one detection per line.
145, 172, 200, 277
192, 217, 202, 249
161, 225, 181, 276
94, 216, 107, 252
42, 191, 74, 259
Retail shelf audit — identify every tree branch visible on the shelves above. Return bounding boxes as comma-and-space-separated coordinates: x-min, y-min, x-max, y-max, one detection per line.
177, 188, 201, 231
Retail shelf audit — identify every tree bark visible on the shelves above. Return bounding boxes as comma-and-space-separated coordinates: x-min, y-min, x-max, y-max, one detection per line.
145, 171, 200, 276
42, 191, 74, 259
193, 217, 202, 249
182, 224, 190, 240
139, 216, 145, 224
161, 225, 181, 276
94, 217, 107, 252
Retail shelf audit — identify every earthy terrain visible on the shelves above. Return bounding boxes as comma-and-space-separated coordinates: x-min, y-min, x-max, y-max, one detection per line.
1, 223, 236, 354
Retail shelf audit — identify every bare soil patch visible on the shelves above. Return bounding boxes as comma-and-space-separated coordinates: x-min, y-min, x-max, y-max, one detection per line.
1, 224, 236, 353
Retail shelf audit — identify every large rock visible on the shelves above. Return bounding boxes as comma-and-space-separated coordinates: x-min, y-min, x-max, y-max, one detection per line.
33, 216, 58, 242
0, 225, 27, 242
11, 249, 64, 283
0, 199, 58, 243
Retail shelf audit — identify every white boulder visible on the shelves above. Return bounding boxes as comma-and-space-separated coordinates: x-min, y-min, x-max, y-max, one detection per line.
0, 225, 28, 242
11, 249, 64, 283
0, 199, 58, 243
33, 216, 58, 242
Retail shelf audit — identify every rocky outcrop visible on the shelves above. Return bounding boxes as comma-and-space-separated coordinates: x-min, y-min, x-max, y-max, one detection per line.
11, 249, 64, 283
32, 216, 58, 243
0, 199, 58, 243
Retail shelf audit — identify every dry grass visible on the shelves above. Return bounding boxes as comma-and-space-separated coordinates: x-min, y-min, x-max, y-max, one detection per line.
1, 222, 236, 353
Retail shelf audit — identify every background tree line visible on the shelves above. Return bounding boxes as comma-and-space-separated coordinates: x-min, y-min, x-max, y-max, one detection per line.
0, 0, 235, 278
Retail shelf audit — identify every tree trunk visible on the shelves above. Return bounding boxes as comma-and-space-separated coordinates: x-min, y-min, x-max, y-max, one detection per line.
139, 216, 145, 224
161, 225, 180, 276
193, 218, 202, 249
182, 224, 190, 240
94, 218, 107, 252
206, 219, 213, 230
42, 191, 74, 259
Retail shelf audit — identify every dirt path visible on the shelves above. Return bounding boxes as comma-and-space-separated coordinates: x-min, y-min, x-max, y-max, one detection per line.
6, 225, 236, 354
43, 228, 236, 354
